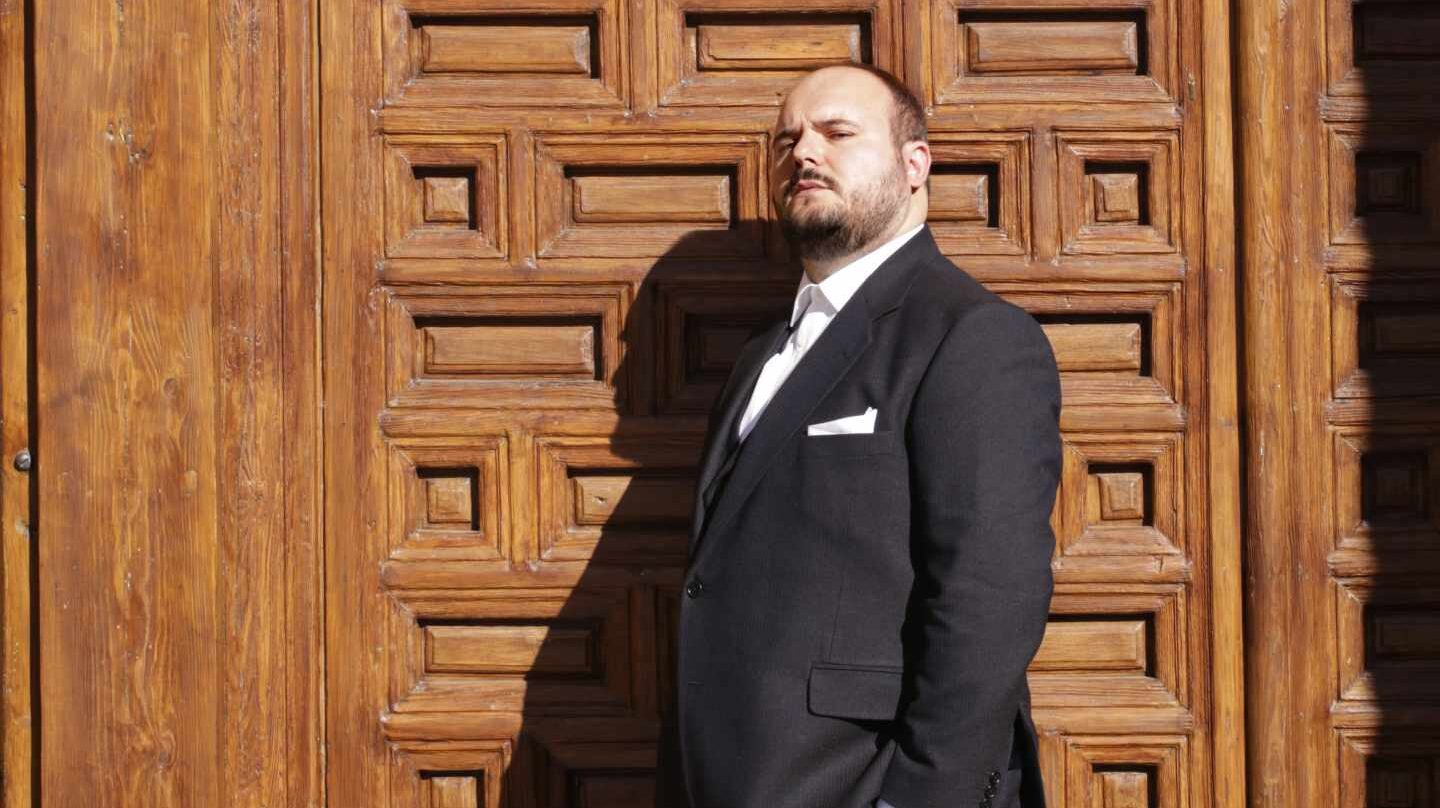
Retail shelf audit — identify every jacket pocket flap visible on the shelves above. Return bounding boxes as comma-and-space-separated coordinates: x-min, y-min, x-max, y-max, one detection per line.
807, 663, 903, 721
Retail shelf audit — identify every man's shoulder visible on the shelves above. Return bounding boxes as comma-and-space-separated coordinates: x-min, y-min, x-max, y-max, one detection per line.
903, 250, 1028, 329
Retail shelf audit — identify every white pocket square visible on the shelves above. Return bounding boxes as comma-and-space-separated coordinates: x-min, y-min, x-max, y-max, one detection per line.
807, 407, 877, 436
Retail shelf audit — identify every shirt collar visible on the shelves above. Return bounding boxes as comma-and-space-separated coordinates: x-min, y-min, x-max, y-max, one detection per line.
789, 224, 925, 328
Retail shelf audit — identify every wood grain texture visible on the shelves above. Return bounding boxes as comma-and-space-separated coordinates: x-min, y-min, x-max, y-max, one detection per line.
1235, 0, 1440, 801
420, 24, 593, 75
0, 0, 32, 803
36, 0, 223, 801
32, 0, 321, 804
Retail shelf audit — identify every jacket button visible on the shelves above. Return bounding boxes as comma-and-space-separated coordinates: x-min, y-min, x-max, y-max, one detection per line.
989, 771, 1001, 784
685, 577, 705, 598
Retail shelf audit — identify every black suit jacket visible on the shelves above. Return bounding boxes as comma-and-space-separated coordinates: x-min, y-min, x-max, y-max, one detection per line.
657, 228, 1062, 808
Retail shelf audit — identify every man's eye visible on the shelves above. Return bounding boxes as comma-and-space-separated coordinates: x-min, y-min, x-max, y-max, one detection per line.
830, 131, 853, 139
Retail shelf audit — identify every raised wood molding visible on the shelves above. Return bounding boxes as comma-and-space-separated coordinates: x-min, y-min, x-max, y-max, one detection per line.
1237, 0, 1440, 805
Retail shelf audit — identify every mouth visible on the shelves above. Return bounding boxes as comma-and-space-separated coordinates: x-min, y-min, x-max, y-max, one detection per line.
789, 179, 831, 197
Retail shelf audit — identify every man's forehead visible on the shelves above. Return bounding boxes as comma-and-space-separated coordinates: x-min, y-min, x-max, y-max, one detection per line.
775, 77, 890, 131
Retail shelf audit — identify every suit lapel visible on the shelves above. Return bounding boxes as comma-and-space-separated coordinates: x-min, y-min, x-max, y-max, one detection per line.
692, 228, 937, 558
689, 320, 787, 546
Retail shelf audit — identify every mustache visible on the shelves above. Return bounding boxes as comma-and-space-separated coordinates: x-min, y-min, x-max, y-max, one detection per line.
786, 169, 836, 194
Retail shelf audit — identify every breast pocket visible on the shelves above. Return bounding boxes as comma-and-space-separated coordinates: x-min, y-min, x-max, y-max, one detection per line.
798, 430, 899, 458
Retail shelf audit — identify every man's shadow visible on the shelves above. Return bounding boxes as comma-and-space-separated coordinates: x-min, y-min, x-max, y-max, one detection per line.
499, 222, 794, 806
1345, 60, 1440, 802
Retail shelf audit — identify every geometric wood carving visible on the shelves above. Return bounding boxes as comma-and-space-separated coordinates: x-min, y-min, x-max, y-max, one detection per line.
535, 436, 701, 564
391, 587, 634, 716
1034, 617, 1149, 675
389, 437, 508, 562
930, 0, 1175, 104
655, 1, 896, 107
1057, 132, 1180, 256
963, 16, 1142, 75
1327, 125, 1440, 247
1061, 735, 1184, 808
1332, 430, 1440, 558
1339, 733, 1440, 808
385, 135, 507, 260
419, 24, 594, 76
1330, 280, 1440, 399
1336, 581, 1440, 703
654, 283, 792, 414
390, 743, 508, 808
383, 0, 626, 107
535, 135, 766, 260
1001, 285, 1181, 420
926, 132, 1030, 256
1035, 592, 1184, 712
1325, 0, 1440, 97
1057, 433, 1183, 562
384, 286, 629, 410
1042, 321, 1144, 375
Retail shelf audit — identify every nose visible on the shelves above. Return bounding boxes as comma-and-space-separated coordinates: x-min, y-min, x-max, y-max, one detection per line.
790, 127, 822, 167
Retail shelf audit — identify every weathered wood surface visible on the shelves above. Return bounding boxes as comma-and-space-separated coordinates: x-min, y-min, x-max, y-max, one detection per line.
1239, 0, 1440, 805
29, 0, 319, 805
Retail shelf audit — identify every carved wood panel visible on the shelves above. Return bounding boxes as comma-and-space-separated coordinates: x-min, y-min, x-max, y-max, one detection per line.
1239, 0, 1440, 804
322, 0, 1237, 805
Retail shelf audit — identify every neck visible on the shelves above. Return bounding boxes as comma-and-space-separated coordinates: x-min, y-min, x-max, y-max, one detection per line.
801, 206, 926, 283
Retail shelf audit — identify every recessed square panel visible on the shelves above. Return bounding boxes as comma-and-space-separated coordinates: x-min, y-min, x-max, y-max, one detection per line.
385, 286, 629, 410
928, 0, 1175, 105
1327, 125, 1440, 247
1062, 735, 1184, 808
1330, 279, 1440, 399
384, 135, 508, 260
1336, 582, 1440, 702
533, 436, 703, 564
1057, 132, 1180, 256
926, 132, 1031, 256
1057, 433, 1182, 560
389, 438, 507, 562
390, 744, 508, 808
383, 0, 627, 107
654, 1, 898, 107
535, 135, 766, 260
1333, 430, 1440, 554
1326, 0, 1440, 96
654, 283, 792, 414
1339, 733, 1440, 808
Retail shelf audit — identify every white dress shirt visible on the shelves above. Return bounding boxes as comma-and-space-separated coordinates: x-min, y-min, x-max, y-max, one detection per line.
735, 225, 923, 442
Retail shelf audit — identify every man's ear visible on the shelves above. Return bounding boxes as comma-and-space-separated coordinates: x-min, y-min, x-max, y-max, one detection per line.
901, 140, 932, 191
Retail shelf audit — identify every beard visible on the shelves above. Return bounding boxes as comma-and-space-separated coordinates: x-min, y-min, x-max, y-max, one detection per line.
778, 161, 909, 263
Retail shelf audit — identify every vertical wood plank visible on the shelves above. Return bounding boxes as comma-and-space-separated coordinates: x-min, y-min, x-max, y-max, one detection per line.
322, 0, 389, 801
35, 0, 222, 801
0, 0, 33, 803
32, 0, 321, 804
279, 0, 325, 801
1235, 0, 1334, 805
1200, 0, 1246, 801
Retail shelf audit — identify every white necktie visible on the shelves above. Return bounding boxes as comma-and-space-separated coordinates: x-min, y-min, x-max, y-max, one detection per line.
735, 285, 830, 442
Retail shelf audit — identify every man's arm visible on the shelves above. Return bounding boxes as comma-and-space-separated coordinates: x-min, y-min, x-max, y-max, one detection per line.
878, 301, 1061, 808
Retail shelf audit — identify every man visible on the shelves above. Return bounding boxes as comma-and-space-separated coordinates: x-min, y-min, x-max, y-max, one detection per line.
657, 64, 1061, 808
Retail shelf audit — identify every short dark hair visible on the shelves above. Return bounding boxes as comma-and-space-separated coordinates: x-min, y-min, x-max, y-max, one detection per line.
840, 63, 927, 149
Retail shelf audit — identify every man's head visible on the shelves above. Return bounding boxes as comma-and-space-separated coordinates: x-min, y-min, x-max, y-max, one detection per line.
770, 64, 931, 267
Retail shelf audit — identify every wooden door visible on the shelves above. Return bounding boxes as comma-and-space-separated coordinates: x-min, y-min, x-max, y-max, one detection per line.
1238, 0, 1440, 805
321, 1, 1242, 805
